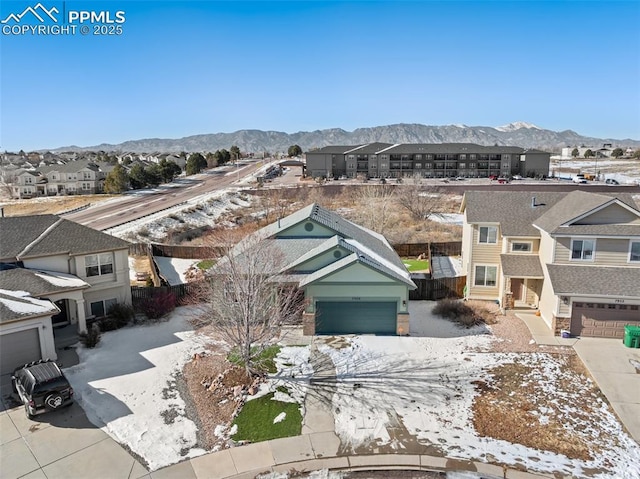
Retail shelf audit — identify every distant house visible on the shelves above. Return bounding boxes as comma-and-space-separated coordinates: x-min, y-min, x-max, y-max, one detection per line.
0, 215, 131, 373
460, 190, 640, 338
212, 203, 416, 336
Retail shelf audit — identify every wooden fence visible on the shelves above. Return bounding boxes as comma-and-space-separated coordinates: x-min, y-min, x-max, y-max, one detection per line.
409, 276, 466, 301
131, 282, 204, 304
130, 243, 223, 259
392, 241, 461, 258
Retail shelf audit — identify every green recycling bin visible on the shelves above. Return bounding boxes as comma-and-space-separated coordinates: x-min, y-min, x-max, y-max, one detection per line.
623, 325, 640, 348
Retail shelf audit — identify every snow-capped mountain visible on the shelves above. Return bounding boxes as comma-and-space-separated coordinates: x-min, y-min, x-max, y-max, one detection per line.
495, 121, 542, 132
49, 122, 639, 154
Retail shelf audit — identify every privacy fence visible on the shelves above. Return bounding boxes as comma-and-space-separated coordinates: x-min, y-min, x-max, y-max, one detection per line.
130, 241, 466, 301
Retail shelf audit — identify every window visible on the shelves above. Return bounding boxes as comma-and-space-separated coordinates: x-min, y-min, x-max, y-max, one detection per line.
503, 154, 510, 160
380, 163, 388, 169
469, 162, 476, 168
85, 253, 114, 276
630, 241, 640, 262
414, 154, 421, 160
474, 265, 497, 287
571, 239, 595, 261
478, 226, 498, 244
502, 162, 510, 169
415, 163, 422, 169
458, 163, 466, 169
90, 298, 117, 317
511, 242, 532, 252
459, 154, 466, 160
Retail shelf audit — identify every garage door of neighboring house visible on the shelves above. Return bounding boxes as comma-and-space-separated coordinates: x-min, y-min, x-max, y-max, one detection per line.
570, 302, 640, 339
315, 301, 397, 335
0, 328, 42, 375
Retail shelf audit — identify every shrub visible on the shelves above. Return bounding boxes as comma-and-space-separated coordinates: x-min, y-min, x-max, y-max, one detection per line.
432, 299, 496, 328
141, 290, 176, 320
107, 303, 135, 328
80, 323, 101, 348
98, 316, 119, 331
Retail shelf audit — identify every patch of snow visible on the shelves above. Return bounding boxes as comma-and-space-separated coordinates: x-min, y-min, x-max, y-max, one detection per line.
0, 289, 56, 315
63, 306, 217, 471
303, 303, 640, 478
429, 213, 464, 226
154, 257, 199, 285
273, 412, 286, 424
33, 270, 88, 289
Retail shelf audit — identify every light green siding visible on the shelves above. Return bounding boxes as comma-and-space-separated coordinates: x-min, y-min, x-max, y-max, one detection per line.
277, 220, 335, 238
295, 247, 351, 271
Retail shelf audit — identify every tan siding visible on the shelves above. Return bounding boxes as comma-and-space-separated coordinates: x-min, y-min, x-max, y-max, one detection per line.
554, 237, 631, 266
558, 298, 571, 316
525, 279, 540, 304
574, 204, 640, 225
471, 226, 502, 263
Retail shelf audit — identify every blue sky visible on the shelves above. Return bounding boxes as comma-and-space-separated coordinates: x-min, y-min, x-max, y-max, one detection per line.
1, 0, 639, 151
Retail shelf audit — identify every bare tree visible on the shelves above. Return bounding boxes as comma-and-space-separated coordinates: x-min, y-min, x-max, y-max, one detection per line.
195, 233, 307, 377
395, 176, 443, 221
0, 169, 17, 198
349, 184, 396, 234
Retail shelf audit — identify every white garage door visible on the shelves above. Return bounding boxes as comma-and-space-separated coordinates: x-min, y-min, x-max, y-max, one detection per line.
0, 328, 42, 374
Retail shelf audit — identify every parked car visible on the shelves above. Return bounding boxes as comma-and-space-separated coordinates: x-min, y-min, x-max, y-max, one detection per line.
512, 175, 523, 180
573, 175, 587, 184
497, 177, 509, 184
488, 174, 498, 180
12, 360, 74, 418
605, 178, 619, 185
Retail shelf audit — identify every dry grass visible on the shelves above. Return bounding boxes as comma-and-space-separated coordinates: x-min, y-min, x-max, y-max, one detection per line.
0, 195, 117, 217
472, 361, 592, 461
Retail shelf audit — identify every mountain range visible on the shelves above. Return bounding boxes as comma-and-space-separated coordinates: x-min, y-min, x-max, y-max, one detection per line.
54, 122, 640, 154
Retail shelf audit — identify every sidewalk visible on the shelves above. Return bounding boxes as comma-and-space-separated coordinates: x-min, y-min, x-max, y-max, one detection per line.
516, 311, 640, 443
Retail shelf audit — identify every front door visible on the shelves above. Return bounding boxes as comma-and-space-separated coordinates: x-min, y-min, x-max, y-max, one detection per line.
52, 299, 69, 326
511, 278, 524, 301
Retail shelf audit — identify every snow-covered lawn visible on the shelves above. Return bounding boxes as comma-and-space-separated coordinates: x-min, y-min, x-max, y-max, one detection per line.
154, 256, 199, 285
307, 302, 640, 478
62, 301, 640, 477
63, 307, 216, 471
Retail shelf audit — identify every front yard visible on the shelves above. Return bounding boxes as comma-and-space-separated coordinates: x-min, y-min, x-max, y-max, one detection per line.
63, 303, 640, 477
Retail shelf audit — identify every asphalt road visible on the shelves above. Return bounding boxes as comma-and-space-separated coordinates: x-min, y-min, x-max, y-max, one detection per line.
65, 161, 263, 231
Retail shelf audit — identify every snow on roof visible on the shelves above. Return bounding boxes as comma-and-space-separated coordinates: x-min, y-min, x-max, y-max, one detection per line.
0, 288, 57, 316
34, 270, 89, 288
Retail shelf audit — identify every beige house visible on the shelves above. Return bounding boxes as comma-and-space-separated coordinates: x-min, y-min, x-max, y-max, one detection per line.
0, 215, 131, 374
461, 190, 640, 338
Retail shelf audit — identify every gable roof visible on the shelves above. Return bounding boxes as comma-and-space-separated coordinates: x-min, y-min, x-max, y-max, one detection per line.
533, 191, 640, 234
0, 268, 89, 296
462, 190, 640, 237
0, 215, 130, 261
461, 191, 566, 236
220, 204, 415, 289
0, 289, 58, 323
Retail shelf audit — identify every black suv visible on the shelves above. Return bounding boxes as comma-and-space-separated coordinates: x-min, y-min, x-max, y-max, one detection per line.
11, 360, 74, 418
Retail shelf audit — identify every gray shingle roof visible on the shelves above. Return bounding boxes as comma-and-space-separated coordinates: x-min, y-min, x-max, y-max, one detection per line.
534, 191, 640, 234
306, 146, 360, 154
0, 215, 130, 261
462, 191, 567, 237
547, 265, 640, 297
462, 190, 640, 237
379, 143, 526, 155
0, 268, 89, 295
0, 290, 58, 323
344, 143, 394, 154
500, 254, 544, 278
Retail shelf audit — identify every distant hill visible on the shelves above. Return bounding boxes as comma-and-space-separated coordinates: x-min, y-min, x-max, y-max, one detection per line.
51, 122, 640, 154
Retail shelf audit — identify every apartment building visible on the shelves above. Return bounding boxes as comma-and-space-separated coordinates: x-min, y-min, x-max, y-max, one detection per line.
306, 143, 550, 179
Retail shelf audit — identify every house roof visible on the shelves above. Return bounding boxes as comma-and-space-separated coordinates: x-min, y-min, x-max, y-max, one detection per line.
306, 146, 361, 154
462, 191, 566, 237
0, 215, 130, 261
379, 143, 527, 155
0, 289, 58, 323
462, 190, 640, 237
500, 254, 544, 278
547, 265, 640, 298
534, 191, 640, 234
218, 204, 415, 289
0, 268, 89, 296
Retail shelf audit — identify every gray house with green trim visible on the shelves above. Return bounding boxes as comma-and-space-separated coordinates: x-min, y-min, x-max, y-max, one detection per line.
221, 204, 416, 335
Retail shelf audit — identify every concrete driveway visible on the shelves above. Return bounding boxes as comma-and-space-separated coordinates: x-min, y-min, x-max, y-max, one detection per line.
0, 349, 148, 479
573, 338, 640, 442
518, 312, 640, 443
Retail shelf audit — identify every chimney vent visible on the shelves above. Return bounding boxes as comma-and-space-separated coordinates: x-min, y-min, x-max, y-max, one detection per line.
531, 197, 537, 208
